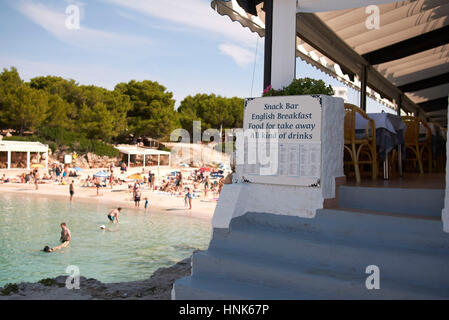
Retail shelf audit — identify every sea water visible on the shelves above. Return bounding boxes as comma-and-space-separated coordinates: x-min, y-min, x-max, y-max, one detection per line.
0, 193, 212, 286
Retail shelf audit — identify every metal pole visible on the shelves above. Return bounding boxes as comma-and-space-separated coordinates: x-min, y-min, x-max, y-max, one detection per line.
360, 65, 367, 112
7, 151, 11, 169
263, 0, 273, 90
397, 94, 403, 177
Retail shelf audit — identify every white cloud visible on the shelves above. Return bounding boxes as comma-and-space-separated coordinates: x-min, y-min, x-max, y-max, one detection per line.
14, 1, 152, 50
104, 0, 260, 48
219, 43, 254, 67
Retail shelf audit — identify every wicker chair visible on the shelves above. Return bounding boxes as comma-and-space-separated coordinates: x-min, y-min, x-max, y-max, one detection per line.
401, 116, 432, 174
344, 103, 378, 183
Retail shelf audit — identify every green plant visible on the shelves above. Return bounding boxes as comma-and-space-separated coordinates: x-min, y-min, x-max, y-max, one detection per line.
263, 78, 334, 97
38, 278, 56, 287
157, 144, 171, 153
0, 283, 18, 295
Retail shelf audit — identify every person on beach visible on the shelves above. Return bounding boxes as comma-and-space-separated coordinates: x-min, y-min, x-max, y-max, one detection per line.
185, 188, 193, 210
148, 171, 154, 190
69, 180, 74, 201
134, 187, 141, 208
108, 208, 121, 223
144, 197, 149, 210
33, 169, 39, 190
44, 223, 71, 252
204, 176, 210, 198
95, 178, 101, 196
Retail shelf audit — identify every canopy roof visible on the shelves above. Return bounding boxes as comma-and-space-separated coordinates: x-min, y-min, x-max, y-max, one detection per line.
0, 140, 49, 153
212, 0, 449, 124
115, 145, 170, 156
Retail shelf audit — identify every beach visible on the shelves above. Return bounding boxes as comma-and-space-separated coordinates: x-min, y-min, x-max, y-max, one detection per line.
0, 166, 219, 221
0, 165, 221, 299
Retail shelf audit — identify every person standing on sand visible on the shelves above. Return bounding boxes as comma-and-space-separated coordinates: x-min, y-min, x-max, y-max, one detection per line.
33, 169, 39, 190
95, 178, 101, 196
69, 180, 75, 201
185, 188, 193, 210
134, 187, 142, 208
144, 197, 149, 211
204, 176, 210, 198
108, 208, 121, 223
44, 223, 71, 252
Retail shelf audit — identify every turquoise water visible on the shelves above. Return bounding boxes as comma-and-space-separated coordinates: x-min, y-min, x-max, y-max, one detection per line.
0, 194, 212, 286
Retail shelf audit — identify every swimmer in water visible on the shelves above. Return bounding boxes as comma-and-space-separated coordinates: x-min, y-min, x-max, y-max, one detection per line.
43, 223, 71, 252
107, 207, 121, 224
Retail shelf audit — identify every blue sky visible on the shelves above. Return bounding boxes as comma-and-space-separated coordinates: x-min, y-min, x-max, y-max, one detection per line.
0, 0, 392, 112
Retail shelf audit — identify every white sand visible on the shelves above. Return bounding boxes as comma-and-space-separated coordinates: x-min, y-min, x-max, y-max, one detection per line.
0, 165, 219, 221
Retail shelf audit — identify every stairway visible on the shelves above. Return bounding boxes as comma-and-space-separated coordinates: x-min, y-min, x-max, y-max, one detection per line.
173, 186, 449, 299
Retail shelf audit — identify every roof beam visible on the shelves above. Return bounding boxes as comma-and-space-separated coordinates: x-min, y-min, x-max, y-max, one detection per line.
418, 97, 448, 113
362, 25, 449, 65
296, 12, 423, 115
398, 72, 449, 92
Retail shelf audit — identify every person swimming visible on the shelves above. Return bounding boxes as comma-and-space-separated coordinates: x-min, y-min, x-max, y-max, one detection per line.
107, 207, 121, 223
43, 223, 71, 253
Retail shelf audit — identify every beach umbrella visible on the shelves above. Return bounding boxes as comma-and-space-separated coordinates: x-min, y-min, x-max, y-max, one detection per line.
93, 171, 110, 178
73, 167, 83, 172
127, 174, 143, 180
31, 163, 44, 168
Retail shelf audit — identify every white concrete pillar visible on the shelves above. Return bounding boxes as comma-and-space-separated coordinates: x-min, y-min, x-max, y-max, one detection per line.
7, 151, 11, 169
26, 151, 30, 170
157, 154, 160, 167
442, 99, 449, 232
271, 0, 297, 90
143, 154, 146, 168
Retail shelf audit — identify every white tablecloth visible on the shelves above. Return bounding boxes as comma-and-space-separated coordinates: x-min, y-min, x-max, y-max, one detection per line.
355, 112, 406, 134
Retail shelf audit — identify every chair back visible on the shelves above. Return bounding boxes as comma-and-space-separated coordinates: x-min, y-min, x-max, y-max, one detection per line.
402, 116, 431, 145
344, 103, 375, 143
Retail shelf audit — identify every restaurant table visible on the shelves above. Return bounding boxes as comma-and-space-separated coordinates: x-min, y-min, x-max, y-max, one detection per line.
421, 122, 446, 159
355, 112, 406, 179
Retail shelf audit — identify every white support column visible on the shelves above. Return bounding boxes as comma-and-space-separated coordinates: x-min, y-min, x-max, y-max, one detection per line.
26, 151, 30, 170
271, 0, 297, 90
143, 154, 146, 168
7, 151, 11, 169
442, 98, 449, 232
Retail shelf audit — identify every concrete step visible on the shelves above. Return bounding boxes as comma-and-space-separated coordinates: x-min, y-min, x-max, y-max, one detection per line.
174, 275, 307, 300
205, 234, 449, 292
174, 210, 449, 299
213, 210, 449, 255
175, 270, 448, 300
337, 186, 444, 218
